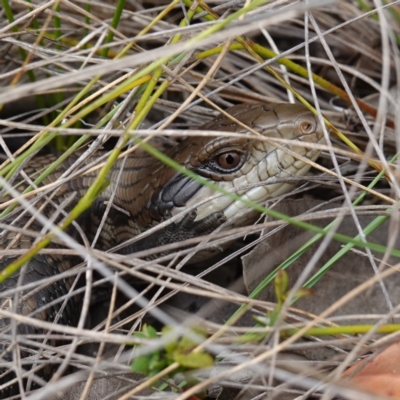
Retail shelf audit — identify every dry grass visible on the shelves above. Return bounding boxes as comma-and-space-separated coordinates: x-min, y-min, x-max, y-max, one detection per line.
1, 0, 400, 399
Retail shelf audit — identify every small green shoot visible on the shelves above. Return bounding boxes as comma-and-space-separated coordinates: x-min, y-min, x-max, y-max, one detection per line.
131, 324, 214, 388
240, 270, 314, 343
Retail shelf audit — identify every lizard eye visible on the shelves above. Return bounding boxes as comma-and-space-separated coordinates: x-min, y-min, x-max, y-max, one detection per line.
216, 151, 242, 170
204, 149, 246, 174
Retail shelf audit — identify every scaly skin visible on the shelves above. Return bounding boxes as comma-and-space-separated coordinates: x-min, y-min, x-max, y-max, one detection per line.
0, 103, 324, 397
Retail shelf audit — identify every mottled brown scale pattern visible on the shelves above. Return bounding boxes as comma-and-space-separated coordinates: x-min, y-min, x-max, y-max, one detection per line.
0, 103, 325, 396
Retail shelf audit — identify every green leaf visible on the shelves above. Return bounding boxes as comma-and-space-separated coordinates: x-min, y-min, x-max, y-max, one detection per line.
162, 326, 179, 354
143, 324, 158, 339
131, 355, 150, 374
253, 315, 270, 326
94, 178, 110, 199
173, 352, 214, 369
237, 332, 266, 343
274, 269, 289, 305
294, 287, 315, 300
178, 327, 207, 352
268, 309, 281, 327
149, 359, 168, 373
